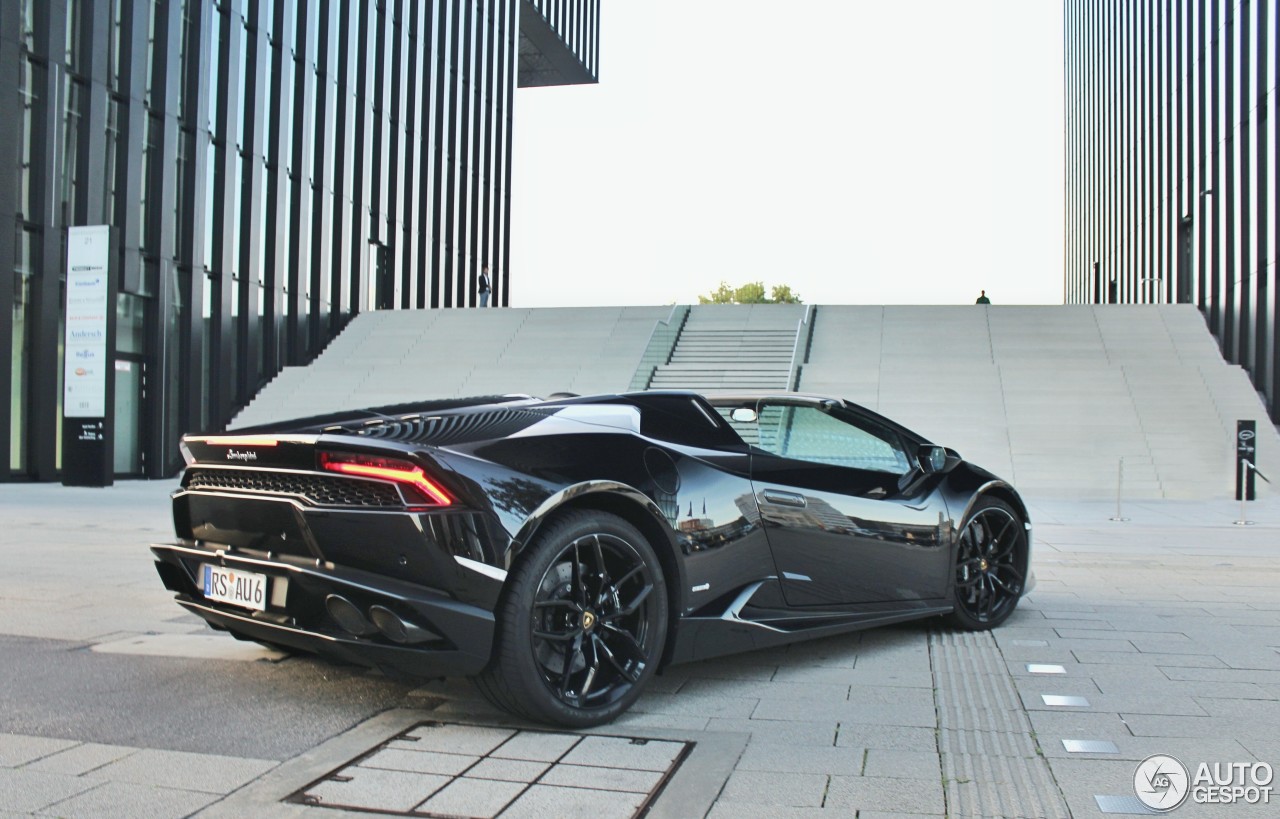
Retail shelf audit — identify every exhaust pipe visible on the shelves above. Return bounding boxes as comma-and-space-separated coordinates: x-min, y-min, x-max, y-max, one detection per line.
368, 605, 440, 644
325, 595, 378, 636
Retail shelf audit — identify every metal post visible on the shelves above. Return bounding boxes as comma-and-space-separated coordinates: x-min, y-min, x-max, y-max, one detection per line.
1234, 459, 1255, 526
1110, 456, 1130, 522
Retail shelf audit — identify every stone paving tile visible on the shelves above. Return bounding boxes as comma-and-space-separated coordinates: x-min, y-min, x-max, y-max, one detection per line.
676, 677, 851, 703
359, 747, 478, 776
463, 757, 550, 783
416, 777, 524, 818
845, 684, 937, 707
307, 766, 449, 812
628, 691, 757, 718
1121, 713, 1277, 740
490, 730, 581, 763
706, 805, 840, 818
23, 743, 137, 776
0, 735, 78, 768
1041, 734, 1252, 763
500, 783, 644, 819
835, 724, 938, 753
669, 660, 781, 682
1195, 695, 1280, 720
735, 744, 863, 776
1026, 692, 1209, 716
0, 769, 101, 813
559, 735, 685, 772
706, 718, 838, 747
862, 749, 940, 780
1026, 709, 1135, 739
538, 762, 664, 793
610, 709, 712, 731
397, 722, 514, 755
86, 748, 275, 794
824, 774, 946, 814
839, 668, 935, 688
753, 699, 937, 727
715, 770, 828, 808
35, 781, 217, 819
1073, 649, 1226, 667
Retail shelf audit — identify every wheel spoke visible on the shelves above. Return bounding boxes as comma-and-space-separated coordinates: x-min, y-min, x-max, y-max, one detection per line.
534, 599, 580, 611
598, 623, 647, 678
570, 541, 587, 607
579, 635, 601, 699
604, 582, 652, 620
595, 633, 642, 683
533, 627, 580, 643
559, 633, 584, 698
591, 535, 611, 602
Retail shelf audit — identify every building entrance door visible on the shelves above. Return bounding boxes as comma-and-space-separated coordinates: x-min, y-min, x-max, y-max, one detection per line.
113, 356, 145, 476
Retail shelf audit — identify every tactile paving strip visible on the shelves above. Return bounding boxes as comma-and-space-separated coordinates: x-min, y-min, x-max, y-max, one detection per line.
930, 631, 1073, 819
288, 721, 692, 818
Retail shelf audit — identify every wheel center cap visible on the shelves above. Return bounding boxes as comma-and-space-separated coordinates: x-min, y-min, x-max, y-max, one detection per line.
581, 610, 597, 631
979, 559, 989, 571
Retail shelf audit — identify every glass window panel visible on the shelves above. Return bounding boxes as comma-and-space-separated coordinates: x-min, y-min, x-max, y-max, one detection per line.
11, 227, 37, 472
116, 293, 145, 354
757, 406, 910, 475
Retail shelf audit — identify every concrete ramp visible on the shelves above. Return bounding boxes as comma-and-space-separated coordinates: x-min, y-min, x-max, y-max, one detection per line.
800, 305, 1280, 500
231, 306, 674, 428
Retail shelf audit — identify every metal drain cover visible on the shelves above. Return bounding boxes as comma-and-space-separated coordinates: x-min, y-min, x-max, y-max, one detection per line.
289, 721, 692, 818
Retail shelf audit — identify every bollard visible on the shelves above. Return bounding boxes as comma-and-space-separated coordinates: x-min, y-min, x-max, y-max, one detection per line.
1234, 459, 1256, 526
1109, 456, 1130, 522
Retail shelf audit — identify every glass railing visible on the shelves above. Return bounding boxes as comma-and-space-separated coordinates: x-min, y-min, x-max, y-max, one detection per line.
628, 305, 691, 391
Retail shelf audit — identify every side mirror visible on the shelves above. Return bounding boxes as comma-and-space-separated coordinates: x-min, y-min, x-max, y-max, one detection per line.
918, 445, 947, 473
730, 407, 758, 423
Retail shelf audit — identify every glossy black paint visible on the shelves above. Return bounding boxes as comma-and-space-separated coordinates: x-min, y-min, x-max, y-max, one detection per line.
151, 390, 1032, 681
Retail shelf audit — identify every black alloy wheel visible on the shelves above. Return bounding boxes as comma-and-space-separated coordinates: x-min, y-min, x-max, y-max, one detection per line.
949, 499, 1027, 630
475, 510, 668, 727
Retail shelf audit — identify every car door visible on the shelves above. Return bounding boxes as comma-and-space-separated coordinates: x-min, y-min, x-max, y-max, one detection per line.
741, 399, 951, 607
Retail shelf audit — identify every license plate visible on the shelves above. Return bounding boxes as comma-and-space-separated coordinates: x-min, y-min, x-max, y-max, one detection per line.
202, 564, 269, 612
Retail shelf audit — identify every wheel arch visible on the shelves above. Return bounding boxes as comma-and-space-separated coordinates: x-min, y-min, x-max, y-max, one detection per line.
509, 481, 687, 665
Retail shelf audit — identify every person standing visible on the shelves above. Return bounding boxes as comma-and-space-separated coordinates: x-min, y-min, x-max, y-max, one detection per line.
975, 290, 991, 305
479, 265, 491, 307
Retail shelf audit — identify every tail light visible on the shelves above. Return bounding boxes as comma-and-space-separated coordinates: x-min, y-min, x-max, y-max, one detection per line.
318, 451, 453, 507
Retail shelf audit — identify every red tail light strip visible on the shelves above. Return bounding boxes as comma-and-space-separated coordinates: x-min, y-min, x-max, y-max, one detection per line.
318, 452, 452, 506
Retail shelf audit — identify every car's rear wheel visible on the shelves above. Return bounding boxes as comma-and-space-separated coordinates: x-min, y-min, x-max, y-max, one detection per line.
949, 498, 1027, 630
475, 510, 668, 727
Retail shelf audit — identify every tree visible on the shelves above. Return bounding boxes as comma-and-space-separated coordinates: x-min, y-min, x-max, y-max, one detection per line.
698, 281, 802, 304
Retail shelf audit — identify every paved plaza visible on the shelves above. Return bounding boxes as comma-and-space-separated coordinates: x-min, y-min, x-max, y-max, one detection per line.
2, 481, 1279, 817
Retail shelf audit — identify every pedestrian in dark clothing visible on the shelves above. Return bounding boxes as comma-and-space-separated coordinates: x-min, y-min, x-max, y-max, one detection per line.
479, 265, 491, 307
975, 290, 991, 305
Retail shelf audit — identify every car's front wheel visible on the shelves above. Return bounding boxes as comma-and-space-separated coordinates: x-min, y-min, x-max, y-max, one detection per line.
476, 510, 668, 727
949, 498, 1027, 630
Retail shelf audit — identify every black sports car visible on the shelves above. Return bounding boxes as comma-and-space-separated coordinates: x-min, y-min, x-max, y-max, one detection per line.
151, 390, 1032, 726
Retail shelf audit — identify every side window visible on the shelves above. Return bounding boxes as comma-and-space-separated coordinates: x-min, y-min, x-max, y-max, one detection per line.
756, 405, 910, 474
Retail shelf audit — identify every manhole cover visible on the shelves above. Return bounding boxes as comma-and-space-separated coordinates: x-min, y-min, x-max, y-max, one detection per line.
288, 721, 693, 818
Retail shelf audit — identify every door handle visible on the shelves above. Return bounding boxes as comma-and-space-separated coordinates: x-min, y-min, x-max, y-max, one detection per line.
761, 490, 806, 508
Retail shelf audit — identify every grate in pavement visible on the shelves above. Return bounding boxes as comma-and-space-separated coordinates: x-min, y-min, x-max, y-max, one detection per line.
287, 721, 693, 818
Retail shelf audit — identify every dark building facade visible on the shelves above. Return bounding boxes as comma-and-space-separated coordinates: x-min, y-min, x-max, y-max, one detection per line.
1064, 0, 1279, 422
2, 0, 599, 482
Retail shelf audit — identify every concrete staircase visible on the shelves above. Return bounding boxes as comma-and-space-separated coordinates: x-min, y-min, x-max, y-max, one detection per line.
647, 304, 809, 391
229, 302, 1278, 501
231, 306, 673, 428
798, 304, 1280, 501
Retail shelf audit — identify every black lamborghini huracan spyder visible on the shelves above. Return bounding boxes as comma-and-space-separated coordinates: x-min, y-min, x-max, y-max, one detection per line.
151, 390, 1033, 726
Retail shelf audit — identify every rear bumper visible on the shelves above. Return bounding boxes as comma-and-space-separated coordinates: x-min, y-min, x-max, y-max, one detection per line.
151, 540, 494, 678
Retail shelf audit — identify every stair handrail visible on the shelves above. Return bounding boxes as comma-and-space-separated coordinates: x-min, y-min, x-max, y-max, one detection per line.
628, 304, 691, 391
787, 304, 815, 390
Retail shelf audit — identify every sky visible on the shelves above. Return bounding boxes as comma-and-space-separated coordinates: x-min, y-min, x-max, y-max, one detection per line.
509, 0, 1066, 308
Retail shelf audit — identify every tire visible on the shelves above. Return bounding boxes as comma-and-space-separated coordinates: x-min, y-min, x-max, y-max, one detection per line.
948, 498, 1028, 630
475, 510, 669, 727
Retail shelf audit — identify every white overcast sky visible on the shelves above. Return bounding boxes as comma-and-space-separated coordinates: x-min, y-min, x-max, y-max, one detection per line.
509, 0, 1065, 307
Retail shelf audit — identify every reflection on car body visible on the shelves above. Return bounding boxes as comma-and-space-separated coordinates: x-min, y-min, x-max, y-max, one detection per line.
151, 390, 1033, 726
